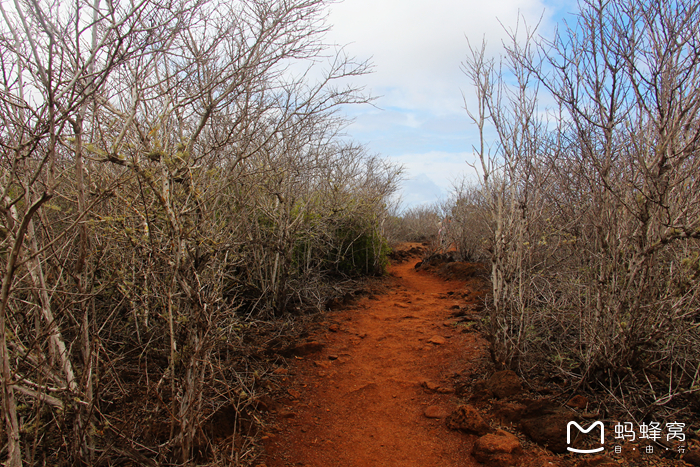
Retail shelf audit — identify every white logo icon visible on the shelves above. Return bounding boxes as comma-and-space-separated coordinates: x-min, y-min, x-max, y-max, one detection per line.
567, 421, 605, 453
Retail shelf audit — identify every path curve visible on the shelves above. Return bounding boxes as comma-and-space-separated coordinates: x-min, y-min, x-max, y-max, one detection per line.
264, 244, 488, 467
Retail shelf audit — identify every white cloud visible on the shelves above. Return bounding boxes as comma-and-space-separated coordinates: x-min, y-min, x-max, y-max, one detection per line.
322, 0, 578, 206
326, 0, 561, 113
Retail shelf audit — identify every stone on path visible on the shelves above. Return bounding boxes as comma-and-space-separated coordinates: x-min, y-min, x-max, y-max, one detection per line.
472, 429, 523, 467
446, 405, 492, 436
428, 335, 446, 345
424, 405, 449, 419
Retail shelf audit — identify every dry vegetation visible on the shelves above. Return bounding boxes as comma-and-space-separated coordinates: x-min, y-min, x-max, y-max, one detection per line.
4, 0, 700, 463
0, 0, 399, 464
384, 204, 441, 245
453, 0, 700, 420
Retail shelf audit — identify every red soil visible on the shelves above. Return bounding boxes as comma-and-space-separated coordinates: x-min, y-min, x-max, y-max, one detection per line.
262, 244, 489, 467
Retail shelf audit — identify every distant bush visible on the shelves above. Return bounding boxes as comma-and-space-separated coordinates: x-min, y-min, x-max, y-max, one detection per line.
385, 204, 441, 244
442, 181, 490, 262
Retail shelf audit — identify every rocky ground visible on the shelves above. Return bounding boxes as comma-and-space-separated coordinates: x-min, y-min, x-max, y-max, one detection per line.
257, 243, 700, 467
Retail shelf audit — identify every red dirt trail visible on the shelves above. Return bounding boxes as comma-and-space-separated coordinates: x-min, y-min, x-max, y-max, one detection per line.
263, 245, 489, 467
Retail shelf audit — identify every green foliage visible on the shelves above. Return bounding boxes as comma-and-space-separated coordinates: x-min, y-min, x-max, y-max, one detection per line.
333, 226, 390, 277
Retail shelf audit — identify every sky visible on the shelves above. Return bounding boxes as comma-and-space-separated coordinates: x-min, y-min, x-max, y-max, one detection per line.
323, 0, 578, 210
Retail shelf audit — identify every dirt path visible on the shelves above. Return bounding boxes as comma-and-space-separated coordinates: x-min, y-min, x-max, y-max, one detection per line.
263, 245, 489, 467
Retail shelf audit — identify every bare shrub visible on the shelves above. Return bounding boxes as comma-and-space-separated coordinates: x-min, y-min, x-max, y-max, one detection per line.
388, 204, 441, 244
443, 180, 491, 262
464, 0, 700, 417
0, 0, 399, 464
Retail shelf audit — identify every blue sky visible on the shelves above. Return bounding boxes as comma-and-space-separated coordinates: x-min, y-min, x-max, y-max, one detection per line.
324, 0, 577, 210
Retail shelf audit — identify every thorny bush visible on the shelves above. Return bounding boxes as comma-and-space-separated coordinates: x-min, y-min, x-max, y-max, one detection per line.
460, 0, 700, 420
0, 0, 400, 464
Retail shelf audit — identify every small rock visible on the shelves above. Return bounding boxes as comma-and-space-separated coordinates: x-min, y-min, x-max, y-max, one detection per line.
420, 380, 440, 392
328, 354, 339, 360
566, 395, 588, 410
685, 449, 700, 466
328, 323, 339, 332
472, 429, 523, 467
486, 370, 523, 399
446, 405, 493, 435
428, 335, 447, 345
424, 405, 448, 419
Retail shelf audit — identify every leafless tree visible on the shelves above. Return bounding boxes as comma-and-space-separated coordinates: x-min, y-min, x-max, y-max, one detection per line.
0, 0, 400, 463
462, 0, 700, 415
0, 0, 182, 462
